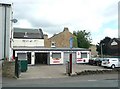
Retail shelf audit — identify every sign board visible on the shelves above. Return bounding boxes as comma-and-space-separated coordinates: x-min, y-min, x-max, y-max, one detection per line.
76, 51, 82, 63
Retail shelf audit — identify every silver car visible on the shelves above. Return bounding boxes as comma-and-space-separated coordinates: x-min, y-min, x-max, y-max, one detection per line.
101, 58, 120, 69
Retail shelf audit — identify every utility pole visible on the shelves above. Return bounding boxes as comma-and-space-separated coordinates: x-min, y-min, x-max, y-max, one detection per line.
101, 43, 103, 58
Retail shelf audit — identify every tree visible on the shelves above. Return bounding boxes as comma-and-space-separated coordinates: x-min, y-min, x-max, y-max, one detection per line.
96, 36, 111, 56
73, 35, 78, 48
73, 30, 92, 48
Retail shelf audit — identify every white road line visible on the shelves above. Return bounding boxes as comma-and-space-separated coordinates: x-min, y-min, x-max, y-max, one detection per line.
87, 80, 97, 81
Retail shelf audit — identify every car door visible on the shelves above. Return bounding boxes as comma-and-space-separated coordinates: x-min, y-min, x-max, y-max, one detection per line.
118, 58, 120, 67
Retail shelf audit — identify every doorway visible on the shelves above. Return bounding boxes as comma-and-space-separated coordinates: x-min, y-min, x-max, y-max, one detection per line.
35, 53, 48, 64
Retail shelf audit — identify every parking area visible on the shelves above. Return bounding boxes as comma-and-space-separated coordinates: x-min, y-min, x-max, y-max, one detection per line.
19, 64, 108, 79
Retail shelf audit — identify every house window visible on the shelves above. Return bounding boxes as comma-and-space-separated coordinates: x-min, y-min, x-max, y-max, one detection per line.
24, 32, 28, 37
52, 53, 61, 58
81, 53, 87, 58
51, 42, 56, 47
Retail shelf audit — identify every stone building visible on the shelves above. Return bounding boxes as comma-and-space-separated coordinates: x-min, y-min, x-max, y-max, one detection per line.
44, 27, 74, 48
89, 45, 98, 57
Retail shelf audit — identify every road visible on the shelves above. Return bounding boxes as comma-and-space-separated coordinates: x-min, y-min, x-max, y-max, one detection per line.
2, 73, 119, 87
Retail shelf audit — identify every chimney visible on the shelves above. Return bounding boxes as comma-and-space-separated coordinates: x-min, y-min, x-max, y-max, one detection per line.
63, 27, 69, 32
44, 34, 48, 39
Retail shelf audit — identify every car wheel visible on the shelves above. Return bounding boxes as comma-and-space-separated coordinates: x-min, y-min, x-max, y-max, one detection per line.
111, 64, 115, 69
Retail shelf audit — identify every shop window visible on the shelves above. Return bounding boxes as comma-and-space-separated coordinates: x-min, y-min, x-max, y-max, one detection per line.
81, 53, 87, 58
52, 53, 61, 58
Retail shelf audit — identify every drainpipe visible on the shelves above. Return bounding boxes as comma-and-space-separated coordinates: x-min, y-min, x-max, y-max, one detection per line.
4, 6, 7, 59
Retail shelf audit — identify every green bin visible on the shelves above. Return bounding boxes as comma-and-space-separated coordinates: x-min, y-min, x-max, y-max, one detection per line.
20, 60, 28, 72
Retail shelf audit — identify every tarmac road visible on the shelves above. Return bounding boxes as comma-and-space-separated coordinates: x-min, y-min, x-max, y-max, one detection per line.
2, 73, 119, 87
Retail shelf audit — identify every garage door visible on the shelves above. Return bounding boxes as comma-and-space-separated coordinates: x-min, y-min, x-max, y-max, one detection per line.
63, 52, 76, 64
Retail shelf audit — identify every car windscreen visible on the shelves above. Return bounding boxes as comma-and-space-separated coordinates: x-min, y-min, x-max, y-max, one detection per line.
103, 58, 109, 61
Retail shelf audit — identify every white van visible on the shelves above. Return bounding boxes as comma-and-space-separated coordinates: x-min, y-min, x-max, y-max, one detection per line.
101, 58, 120, 69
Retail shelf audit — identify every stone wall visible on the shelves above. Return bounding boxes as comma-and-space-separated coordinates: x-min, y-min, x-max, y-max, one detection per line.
44, 27, 74, 48
2, 60, 15, 78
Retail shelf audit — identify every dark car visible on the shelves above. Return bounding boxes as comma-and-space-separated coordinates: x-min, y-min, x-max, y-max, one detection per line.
94, 58, 104, 66
89, 58, 96, 65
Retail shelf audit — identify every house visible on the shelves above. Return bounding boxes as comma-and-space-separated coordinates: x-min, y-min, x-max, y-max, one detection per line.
44, 27, 74, 48
89, 45, 98, 57
107, 38, 120, 56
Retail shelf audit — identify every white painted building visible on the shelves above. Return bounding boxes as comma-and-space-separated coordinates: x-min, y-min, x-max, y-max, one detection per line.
13, 27, 44, 48
14, 48, 91, 65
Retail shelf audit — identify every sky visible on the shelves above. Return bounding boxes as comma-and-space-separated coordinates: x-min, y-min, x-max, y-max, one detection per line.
1, 0, 119, 44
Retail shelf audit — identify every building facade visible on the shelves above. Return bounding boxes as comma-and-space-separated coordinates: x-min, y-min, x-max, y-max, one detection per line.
13, 27, 91, 65
13, 28, 44, 48
13, 27, 44, 65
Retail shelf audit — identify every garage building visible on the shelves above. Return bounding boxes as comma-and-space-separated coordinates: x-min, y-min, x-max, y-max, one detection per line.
14, 48, 91, 65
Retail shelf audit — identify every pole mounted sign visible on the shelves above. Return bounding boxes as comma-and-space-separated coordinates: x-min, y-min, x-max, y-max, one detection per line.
69, 37, 73, 49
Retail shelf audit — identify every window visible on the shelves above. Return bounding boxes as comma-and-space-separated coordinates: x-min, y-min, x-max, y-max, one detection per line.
119, 59, 120, 62
51, 42, 56, 47
24, 32, 28, 37
81, 53, 87, 58
112, 60, 117, 61
52, 53, 61, 58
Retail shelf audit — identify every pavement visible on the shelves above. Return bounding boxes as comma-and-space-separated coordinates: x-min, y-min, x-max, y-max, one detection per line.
19, 64, 110, 79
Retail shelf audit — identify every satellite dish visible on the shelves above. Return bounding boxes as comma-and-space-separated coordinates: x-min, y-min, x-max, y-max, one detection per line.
11, 19, 18, 23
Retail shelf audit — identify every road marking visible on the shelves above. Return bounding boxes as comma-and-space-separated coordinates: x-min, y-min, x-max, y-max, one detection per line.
87, 80, 97, 81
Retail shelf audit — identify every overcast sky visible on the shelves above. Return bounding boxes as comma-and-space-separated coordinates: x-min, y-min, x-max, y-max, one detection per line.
2, 0, 119, 44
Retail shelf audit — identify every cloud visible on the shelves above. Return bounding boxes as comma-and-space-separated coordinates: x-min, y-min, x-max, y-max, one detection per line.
103, 28, 118, 38
2, 0, 119, 44
14, 19, 32, 28
92, 28, 118, 44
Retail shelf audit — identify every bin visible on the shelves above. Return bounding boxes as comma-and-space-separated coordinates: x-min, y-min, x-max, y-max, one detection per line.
15, 58, 21, 78
20, 60, 28, 72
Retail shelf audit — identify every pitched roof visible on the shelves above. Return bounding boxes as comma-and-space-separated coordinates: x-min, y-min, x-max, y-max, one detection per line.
116, 38, 120, 41
48, 27, 73, 40
13, 27, 44, 39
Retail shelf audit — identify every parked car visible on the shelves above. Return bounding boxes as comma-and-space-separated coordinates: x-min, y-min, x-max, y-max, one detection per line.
89, 58, 96, 65
94, 58, 104, 66
101, 58, 120, 69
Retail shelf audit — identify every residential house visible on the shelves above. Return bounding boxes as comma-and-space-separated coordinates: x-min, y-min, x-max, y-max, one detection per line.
89, 45, 98, 57
44, 27, 74, 48
107, 38, 120, 56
